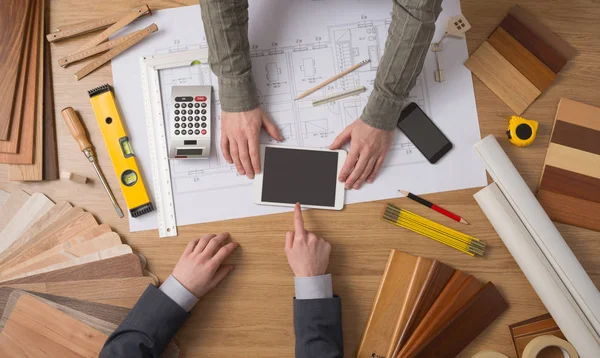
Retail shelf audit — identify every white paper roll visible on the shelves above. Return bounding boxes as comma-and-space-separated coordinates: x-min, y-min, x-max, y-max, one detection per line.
474, 183, 600, 357
474, 135, 600, 335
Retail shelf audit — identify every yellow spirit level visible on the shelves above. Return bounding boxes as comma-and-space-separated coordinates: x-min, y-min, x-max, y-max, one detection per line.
88, 84, 154, 217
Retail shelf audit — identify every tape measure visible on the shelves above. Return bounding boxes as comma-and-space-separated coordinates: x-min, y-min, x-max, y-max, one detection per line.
88, 84, 154, 218
506, 116, 538, 147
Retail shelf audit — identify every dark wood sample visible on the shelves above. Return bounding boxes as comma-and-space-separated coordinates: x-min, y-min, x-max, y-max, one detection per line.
410, 282, 508, 358
551, 120, 600, 156
0, 253, 143, 285
0, 0, 33, 140
499, 14, 567, 73
537, 189, 600, 232
42, 0, 58, 180
510, 5, 576, 61
539, 166, 600, 204
509, 313, 565, 358
488, 27, 556, 91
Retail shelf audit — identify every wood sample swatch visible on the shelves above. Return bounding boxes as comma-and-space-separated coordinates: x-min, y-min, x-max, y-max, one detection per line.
537, 190, 600, 232
0, 189, 10, 206
0, 253, 143, 286
0, 209, 98, 272
357, 250, 421, 358
487, 27, 556, 91
465, 42, 541, 115
0, 0, 33, 140
397, 271, 483, 358
499, 14, 567, 73
554, 98, 600, 131
8, 0, 45, 180
407, 282, 508, 358
388, 260, 456, 357
0, 190, 30, 232
42, 1, 58, 180
0, 244, 131, 282
540, 166, 600, 204
0, 201, 72, 265
0, 294, 107, 357
545, 143, 600, 180
0, 0, 41, 165
509, 313, 565, 358
0, 193, 54, 254
551, 120, 600, 155
2, 277, 154, 308
2, 232, 122, 278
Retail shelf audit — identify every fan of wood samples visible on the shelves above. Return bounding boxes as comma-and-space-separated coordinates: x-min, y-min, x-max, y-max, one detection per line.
357, 250, 508, 358
0, 0, 59, 181
0, 189, 180, 357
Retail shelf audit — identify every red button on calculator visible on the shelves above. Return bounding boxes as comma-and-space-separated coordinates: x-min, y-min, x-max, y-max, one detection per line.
201, 129, 207, 135
195, 96, 207, 102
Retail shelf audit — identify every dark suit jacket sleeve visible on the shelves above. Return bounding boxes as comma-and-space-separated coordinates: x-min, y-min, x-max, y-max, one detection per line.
99, 285, 188, 358
293, 297, 343, 358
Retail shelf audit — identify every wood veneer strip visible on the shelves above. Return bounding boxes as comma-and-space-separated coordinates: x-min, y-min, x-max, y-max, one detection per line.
2, 277, 154, 308
551, 120, 600, 156
2, 232, 122, 278
0, 0, 33, 140
555, 98, 600, 131
465, 41, 541, 115
537, 189, 600, 232
545, 143, 600, 179
389, 260, 456, 357
488, 27, 556, 91
42, 0, 58, 180
356, 250, 421, 358
0, 190, 30, 231
0, 201, 72, 266
397, 271, 482, 358
0, 253, 143, 286
0, 193, 54, 255
409, 282, 508, 358
539, 166, 600, 204
8, 0, 45, 180
0, 189, 9, 206
0, 0, 40, 164
510, 5, 576, 61
499, 14, 567, 73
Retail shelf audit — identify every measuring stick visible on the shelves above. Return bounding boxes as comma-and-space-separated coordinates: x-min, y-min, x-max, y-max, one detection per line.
312, 86, 366, 106
74, 23, 158, 81
59, 29, 143, 67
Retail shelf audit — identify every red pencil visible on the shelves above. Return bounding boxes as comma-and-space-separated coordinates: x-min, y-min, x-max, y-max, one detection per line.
398, 189, 469, 225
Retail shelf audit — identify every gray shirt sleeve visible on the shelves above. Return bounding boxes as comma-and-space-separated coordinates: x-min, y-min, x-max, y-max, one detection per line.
294, 274, 334, 300
159, 275, 199, 312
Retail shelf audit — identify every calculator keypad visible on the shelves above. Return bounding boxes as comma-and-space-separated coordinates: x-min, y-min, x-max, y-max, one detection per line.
172, 93, 210, 138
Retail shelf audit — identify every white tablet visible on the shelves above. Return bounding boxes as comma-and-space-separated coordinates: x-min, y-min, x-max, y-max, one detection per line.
254, 145, 347, 210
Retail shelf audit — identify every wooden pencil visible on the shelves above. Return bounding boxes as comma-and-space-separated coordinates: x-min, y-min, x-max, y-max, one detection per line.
295, 59, 370, 100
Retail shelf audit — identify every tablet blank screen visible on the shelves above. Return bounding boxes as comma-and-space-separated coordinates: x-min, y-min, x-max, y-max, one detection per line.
262, 147, 339, 207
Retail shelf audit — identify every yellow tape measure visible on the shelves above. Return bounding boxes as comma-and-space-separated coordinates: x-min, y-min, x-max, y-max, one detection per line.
88, 84, 154, 217
506, 116, 538, 147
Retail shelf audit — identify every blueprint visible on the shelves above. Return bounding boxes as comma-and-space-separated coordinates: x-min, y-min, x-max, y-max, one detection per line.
111, 0, 487, 233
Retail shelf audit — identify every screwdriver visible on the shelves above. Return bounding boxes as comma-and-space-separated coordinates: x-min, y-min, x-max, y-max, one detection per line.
61, 107, 124, 218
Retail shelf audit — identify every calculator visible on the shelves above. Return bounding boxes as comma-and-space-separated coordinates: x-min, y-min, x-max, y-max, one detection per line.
168, 85, 212, 159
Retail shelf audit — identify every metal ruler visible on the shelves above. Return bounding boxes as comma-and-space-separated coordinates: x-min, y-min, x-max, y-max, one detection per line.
74, 23, 158, 81
139, 48, 209, 238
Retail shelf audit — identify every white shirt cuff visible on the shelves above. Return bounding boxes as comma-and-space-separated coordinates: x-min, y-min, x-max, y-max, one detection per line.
294, 274, 333, 300
159, 275, 199, 312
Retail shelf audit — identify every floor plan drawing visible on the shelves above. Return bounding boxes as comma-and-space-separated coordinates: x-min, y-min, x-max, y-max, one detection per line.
111, 0, 487, 232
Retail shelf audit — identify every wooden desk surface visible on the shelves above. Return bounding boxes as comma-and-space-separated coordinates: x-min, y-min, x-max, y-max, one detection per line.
2, 1, 599, 356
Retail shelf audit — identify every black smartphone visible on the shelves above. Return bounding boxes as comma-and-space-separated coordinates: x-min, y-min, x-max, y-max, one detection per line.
397, 103, 453, 164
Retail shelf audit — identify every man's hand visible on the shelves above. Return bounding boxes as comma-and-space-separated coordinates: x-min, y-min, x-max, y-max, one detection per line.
329, 118, 394, 190
285, 203, 331, 277
221, 107, 283, 179
172, 233, 239, 298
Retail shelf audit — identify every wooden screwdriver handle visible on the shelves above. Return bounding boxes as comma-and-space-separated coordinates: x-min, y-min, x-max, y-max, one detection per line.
61, 107, 92, 152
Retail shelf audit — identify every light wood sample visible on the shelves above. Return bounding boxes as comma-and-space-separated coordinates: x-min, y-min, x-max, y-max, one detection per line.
554, 98, 600, 131
465, 41, 541, 114
0, 189, 9, 206
545, 143, 600, 179
0, 193, 54, 255
0, 294, 107, 357
0, 190, 30, 232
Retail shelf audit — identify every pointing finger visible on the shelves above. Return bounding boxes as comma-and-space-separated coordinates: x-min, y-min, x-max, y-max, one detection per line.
294, 202, 305, 234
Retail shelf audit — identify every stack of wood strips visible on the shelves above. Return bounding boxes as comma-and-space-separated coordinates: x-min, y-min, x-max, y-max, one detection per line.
357, 250, 508, 358
0, 0, 58, 181
465, 5, 575, 114
0, 189, 179, 356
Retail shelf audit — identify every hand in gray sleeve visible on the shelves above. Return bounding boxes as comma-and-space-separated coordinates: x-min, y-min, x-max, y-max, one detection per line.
362, 0, 443, 130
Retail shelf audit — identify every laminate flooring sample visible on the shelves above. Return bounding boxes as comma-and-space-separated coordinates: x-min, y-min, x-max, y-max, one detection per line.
0, 190, 30, 231
465, 41, 541, 114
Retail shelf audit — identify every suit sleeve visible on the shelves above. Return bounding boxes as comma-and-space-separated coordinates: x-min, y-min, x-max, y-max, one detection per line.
99, 285, 188, 358
293, 297, 344, 358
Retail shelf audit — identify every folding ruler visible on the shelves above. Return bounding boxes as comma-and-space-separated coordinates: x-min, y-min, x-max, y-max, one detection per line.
47, 5, 158, 80
140, 48, 209, 238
